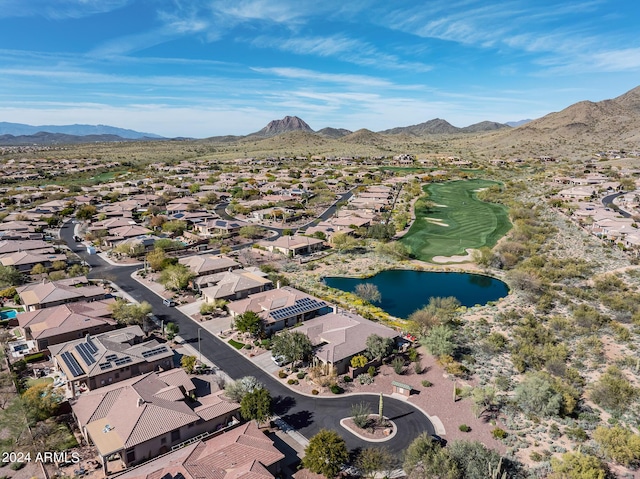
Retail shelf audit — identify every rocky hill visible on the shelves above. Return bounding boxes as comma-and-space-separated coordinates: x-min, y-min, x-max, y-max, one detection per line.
250, 116, 313, 137
316, 127, 352, 138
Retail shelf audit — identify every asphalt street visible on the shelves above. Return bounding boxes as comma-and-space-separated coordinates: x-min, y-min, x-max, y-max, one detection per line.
60, 220, 433, 454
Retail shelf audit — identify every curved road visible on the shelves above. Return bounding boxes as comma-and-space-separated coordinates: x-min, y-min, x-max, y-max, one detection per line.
602, 191, 632, 218
60, 222, 434, 454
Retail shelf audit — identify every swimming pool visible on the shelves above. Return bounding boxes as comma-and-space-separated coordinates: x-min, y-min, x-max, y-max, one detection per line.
0, 310, 17, 320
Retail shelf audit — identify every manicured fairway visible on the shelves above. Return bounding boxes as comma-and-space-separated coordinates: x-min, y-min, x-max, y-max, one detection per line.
400, 179, 511, 262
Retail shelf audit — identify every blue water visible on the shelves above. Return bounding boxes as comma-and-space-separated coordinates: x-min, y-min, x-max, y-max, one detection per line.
324, 270, 509, 318
0, 310, 17, 320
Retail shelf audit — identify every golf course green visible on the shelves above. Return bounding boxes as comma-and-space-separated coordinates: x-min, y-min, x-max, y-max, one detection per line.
400, 179, 511, 262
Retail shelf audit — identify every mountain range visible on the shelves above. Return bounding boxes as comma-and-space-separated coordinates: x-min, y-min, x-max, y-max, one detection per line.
1, 85, 639, 148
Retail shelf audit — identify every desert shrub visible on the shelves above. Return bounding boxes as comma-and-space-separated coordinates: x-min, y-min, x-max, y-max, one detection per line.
492, 428, 507, 439
590, 366, 638, 415
459, 424, 471, 432
421, 380, 432, 387
343, 375, 352, 382
367, 366, 376, 377
311, 389, 319, 395
414, 361, 422, 374
565, 426, 588, 442
530, 451, 544, 462
391, 356, 405, 375
352, 402, 371, 429
330, 384, 343, 394
287, 379, 295, 385
407, 348, 419, 362
358, 374, 374, 385
297, 372, 306, 379
278, 370, 287, 379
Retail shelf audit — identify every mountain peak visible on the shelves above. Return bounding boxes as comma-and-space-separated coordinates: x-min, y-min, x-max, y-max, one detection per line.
253, 116, 313, 137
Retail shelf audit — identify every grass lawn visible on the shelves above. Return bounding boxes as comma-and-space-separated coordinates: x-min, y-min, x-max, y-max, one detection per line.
228, 338, 244, 350
24, 376, 54, 388
400, 179, 511, 262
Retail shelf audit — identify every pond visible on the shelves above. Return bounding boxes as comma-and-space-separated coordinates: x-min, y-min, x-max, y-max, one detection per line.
324, 270, 508, 318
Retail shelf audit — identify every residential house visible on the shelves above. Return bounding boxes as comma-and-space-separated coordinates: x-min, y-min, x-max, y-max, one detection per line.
179, 255, 241, 277
0, 239, 52, 254
71, 369, 240, 473
227, 286, 328, 334
17, 304, 117, 351
112, 421, 284, 479
103, 225, 153, 248
295, 310, 398, 374
0, 250, 67, 272
16, 277, 108, 311
51, 326, 174, 396
194, 219, 248, 237
257, 235, 324, 257
200, 269, 272, 302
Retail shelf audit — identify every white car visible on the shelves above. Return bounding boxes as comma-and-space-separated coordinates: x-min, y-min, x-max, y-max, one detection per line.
271, 354, 287, 367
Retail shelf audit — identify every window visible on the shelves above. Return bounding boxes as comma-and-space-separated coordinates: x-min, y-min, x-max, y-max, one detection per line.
161, 437, 166, 444
126, 450, 135, 463
171, 430, 180, 442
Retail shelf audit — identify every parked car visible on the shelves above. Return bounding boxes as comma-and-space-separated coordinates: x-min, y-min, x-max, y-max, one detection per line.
271, 354, 287, 367
163, 299, 177, 307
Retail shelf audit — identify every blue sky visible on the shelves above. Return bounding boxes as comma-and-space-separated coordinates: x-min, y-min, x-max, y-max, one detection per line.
1, 0, 639, 138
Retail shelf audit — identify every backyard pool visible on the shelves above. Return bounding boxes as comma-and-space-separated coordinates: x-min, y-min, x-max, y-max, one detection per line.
324, 270, 509, 318
0, 309, 17, 320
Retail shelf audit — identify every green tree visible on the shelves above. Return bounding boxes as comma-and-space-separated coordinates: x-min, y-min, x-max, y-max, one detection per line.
162, 220, 187, 236
447, 440, 505, 479
75, 204, 97, 220
109, 299, 153, 326
355, 283, 382, 303
239, 225, 265, 239
365, 334, 394, 362
30, 263, 47, 275
234, 310, 263, 337
408, 307, 440, 336
166, 322, 180, 341
181, 355, 196, 373
331, 232, 359, 253
0, 265, 23, 288
549, 452, 607, 479
224, 376, 264, 403
270, 331, 313, 367
22, 383, 63, 424
303, 429, 348, 478
514, 371, 563, 418
356, 447, 396, 479
593, 425, 640, 467
351, 354, 368, 368
146, 248, 168, 271
421, 325, 456, 357
159, 263, 194, 291
240, 388, 272, 427
403, 433, 457, 479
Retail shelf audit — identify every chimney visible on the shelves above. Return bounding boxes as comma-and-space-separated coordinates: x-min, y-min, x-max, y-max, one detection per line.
277, 280, 281, 289
137, 398, 145, 407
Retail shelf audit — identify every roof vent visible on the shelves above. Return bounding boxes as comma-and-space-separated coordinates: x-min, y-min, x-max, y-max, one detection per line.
102, 424, 112, 433
137, 398, 145, 407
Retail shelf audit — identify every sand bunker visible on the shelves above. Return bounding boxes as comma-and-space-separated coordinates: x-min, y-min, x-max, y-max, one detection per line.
432, 248, 476, 263
425, 217, 449, 226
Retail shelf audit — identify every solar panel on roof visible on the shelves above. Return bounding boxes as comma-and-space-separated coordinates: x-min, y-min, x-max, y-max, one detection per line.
75, 343, 96, 365
99, 362, 112, 371
105, 354, 118, 361
113, 356, 132, 366
141, 346, 169, 359
61, 351, 85, 377
86, 338, 98, 354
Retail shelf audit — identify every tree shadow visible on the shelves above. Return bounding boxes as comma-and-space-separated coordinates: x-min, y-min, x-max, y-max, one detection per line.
281, 410, 314, 429
272, 395, 296, 415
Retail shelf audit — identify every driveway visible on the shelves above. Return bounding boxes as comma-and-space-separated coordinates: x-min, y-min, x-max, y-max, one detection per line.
60, 221, 435, 454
